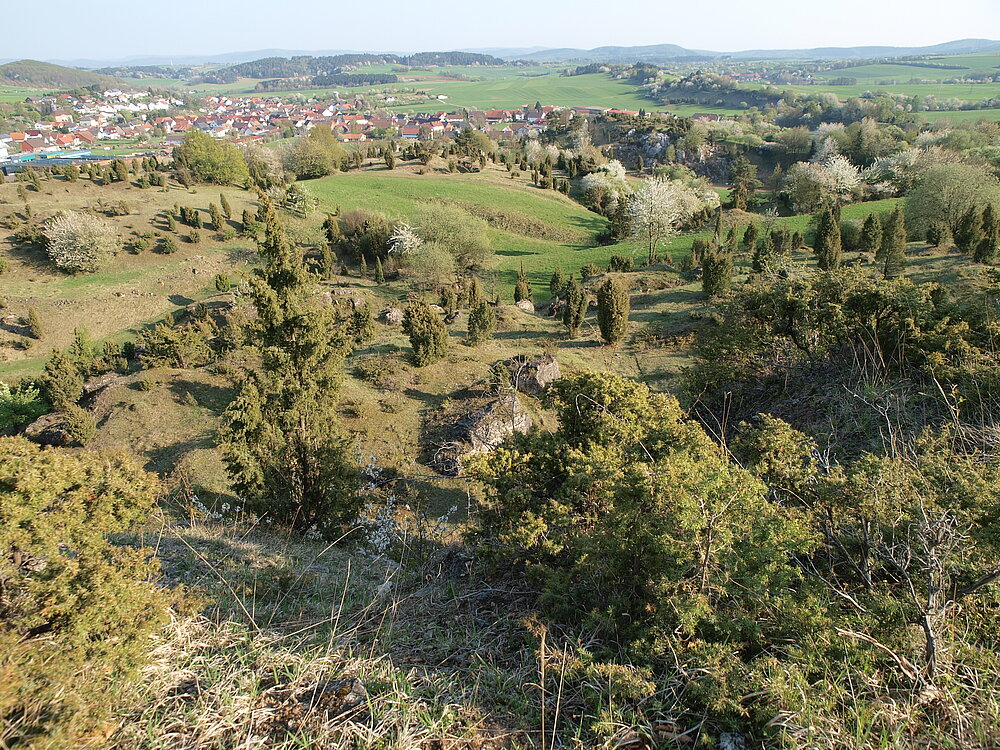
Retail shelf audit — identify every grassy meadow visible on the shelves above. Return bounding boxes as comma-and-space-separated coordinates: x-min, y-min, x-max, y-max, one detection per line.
0, 85, 51, 102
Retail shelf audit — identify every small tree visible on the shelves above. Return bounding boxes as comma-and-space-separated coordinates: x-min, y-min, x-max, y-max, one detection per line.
63, 404, 97, 446
42, 349, 83, 410
549, 268, 566, 298
880, 205, 908, 278
26, 307, 43, 340
596, 277, 630, 345
974, 204, 999, 264
813, 205, 843, 271
219, 205, 358, 537
467, 301, 497, 345
219, 193, 232, 220
514, 262, 532, 303
628, 177, 705, 265
926, 221, 950, 247
954, 204, 983, 254
374, 257, 385, 283
562, 278, 587, 337
743, 222, 759, 253
348, 304, 374, 346
702, 250, 734, 298
209, 202, 224, 231
403, 301, 449, 366
752, 232, 777, 274
729, 155, 759, 211
465, 276, 483, 309
859, 212, 882, 256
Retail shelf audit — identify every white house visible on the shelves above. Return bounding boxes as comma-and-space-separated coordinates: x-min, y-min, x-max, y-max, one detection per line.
0, 142, 8, 161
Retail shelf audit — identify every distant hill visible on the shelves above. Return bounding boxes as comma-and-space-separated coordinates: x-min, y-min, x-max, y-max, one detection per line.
516, 44, 713, 63
47, 49, 374, 68
513, 38, 1000, 63
0, 60, 120, 89
41, 39, 1000, 70
205, 51, 508, 85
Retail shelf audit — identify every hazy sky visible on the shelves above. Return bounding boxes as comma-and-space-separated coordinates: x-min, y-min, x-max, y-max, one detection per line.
10, 0, 1000, 61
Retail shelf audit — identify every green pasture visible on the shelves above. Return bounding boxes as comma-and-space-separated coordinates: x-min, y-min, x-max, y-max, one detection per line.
754, 80, 1000, 102
184, 71, 655, 112
307, 168, 904, 290
916, 108, 1000, 123
0, 85, 51, 103
810, 53, 1000, 83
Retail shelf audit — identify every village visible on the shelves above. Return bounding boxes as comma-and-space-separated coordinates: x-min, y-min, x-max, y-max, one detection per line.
0, 86, 651, 174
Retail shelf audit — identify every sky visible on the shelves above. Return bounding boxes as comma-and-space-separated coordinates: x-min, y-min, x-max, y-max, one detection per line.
7, 0, 1000, 62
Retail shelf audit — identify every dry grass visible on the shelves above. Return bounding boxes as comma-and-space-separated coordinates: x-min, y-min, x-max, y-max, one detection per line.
110, 515, 537, 749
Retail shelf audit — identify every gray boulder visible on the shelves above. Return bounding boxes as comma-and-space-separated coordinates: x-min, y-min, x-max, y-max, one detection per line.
515, 299, 535, 312
506, 354, 561, 395
465, 393, 532, 455
382, 307, 405, 324
23, 413, 73, 447
432, 393, 532, 475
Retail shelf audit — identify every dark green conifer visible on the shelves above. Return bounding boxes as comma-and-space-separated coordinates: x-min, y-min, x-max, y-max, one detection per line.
596, 277, 630, 345
562, 278, 587, 337
219, 204, 358, 536
467, 301, 497, 345
880, 205, 908, 278
403, 301, 449, 365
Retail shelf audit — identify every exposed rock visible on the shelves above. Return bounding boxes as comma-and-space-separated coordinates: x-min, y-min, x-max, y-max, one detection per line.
466, 394, 532, 454
515, 299, 535, 312
428, 304, 445, 314
382, 307, 405, 324
23, 413, 73, 447
81, 373, 124, 406
505, 354, 561, 395
431, 393, 532, 475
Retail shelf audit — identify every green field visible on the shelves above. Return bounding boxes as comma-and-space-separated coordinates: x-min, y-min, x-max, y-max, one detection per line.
0, 85, 51, 103
186, 70, 656, 112
306, 167, 904, 290
377, 72, 654, 111
810, 52, 1000, 82
757, 80, 1000, 102
916, 108, 1000, 123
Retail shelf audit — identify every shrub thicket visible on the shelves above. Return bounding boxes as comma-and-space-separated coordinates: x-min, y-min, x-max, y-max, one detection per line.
0, 438, 172, 748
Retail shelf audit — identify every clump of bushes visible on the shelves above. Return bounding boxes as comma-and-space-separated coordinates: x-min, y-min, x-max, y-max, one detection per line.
0, 380, 47, 430
0, 438, 173, 747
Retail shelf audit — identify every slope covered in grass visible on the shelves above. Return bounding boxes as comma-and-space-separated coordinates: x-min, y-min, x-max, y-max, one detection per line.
0, 59, 119, 89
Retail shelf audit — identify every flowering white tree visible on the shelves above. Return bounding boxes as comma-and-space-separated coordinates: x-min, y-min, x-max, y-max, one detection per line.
864, 148, 922, 196
581, 160, 632, 211
627, 178, 709, 265
524, 140, 546, 166
388, 222, 422, 255
44, 211, 119, 274
784, 154, 863, 212
824, 154, 862, 196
